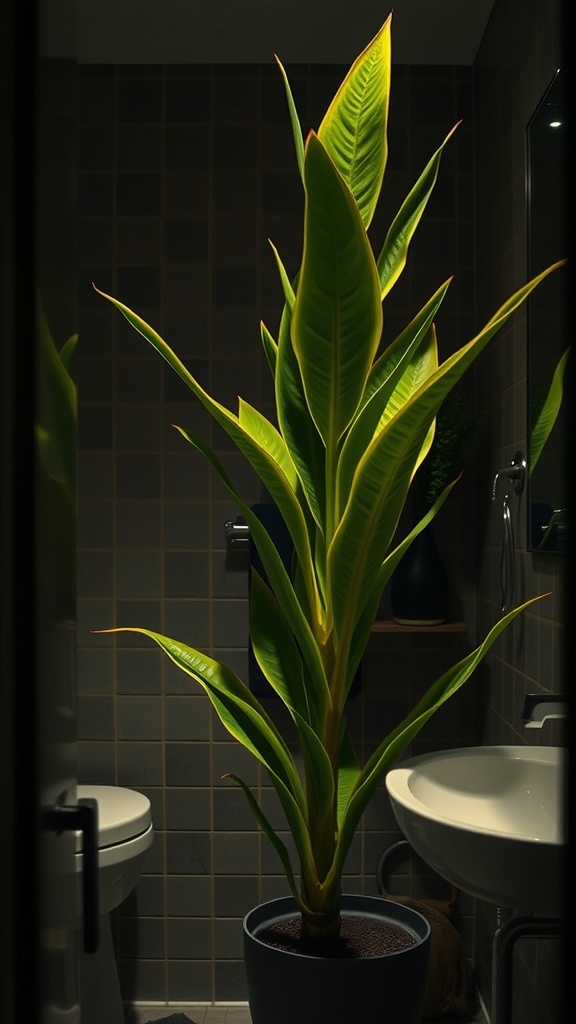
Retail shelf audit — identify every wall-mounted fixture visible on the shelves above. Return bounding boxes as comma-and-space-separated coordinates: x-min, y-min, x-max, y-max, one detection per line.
492, 451, 526, 612
522, 692, 567, 728
224, 515, 250, 571
224, 515, 250, 551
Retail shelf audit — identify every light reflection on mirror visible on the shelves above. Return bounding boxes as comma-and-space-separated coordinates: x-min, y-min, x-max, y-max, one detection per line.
526, 66, 568, 553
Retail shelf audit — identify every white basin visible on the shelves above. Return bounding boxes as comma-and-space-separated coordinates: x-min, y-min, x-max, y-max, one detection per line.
385, 745, 565, 916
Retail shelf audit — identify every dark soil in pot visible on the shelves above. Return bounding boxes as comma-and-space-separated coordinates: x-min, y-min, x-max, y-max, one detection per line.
257, 910, 417, 958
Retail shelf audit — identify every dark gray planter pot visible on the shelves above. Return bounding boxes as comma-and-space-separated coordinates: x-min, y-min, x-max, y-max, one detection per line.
390, 521, 450, 625
243, 893, 431, 1024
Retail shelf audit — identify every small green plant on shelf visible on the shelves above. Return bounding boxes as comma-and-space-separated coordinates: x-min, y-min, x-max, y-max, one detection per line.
411, 394, 482, 511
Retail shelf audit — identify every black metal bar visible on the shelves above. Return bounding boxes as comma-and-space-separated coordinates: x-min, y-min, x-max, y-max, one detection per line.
41, 799, 100, 954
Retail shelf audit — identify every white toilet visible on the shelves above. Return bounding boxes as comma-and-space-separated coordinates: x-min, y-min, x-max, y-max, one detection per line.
75, 784, 154, 1024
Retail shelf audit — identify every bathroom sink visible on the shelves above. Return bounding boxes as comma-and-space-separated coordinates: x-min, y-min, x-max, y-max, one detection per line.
385, 745, 565, 916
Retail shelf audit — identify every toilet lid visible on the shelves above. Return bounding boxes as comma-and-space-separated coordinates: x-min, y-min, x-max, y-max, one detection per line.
75, 784, 152, 850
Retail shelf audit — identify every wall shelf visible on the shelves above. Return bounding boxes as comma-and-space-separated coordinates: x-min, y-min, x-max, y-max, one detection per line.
372, 620, 468, 634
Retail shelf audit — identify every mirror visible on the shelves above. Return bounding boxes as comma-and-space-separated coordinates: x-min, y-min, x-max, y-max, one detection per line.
526, 66, 568, 553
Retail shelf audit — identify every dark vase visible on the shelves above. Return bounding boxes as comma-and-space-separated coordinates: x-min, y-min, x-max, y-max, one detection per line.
243, 894, 431, 1024
390, 519, 449, 625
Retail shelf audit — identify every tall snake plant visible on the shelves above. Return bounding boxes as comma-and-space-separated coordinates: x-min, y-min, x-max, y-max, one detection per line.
93, 13, 564, 946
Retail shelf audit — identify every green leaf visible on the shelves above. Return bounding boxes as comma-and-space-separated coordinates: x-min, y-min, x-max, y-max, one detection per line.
376, 123, 459, 300
362, 278, 452, 409
92, 285, 325, 620
93, 285, 297, 501
59, 332, 79, 375
336, 727, 361, 829
344, 476, 460, 698
260, 320, 278, 379
292, 132, 382, 456
174, 427, 329, 696
249, 574, 337, 870
329, 593, 548, 883
35, 300, 77, 505
529, 345, 570, 474
329, 260, 565, 654
107, 627, 303, 789
274, 55, 305, 180
100, 626, 324, 871
268, 238, 296, 311
276, 299, 326, 532
237, 397, 297, 487
249, 569, 312, 721
290, 711, 338, 875
337, 320, 440, 514
225, 773, 306, 909
318, 15, 391, 228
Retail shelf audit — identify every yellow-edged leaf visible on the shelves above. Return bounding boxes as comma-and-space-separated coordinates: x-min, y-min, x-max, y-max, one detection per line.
318, 14, 391, 228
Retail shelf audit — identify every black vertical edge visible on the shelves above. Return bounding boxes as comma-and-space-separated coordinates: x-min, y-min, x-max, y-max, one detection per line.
0, 1, 41, 1020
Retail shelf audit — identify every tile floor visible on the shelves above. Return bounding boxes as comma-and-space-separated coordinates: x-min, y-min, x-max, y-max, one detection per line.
128, 1002, 488, 1023
128, 1009, 252, 1024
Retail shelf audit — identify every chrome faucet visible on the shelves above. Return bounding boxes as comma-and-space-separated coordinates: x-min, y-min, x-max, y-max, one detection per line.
522, 692, 568, 728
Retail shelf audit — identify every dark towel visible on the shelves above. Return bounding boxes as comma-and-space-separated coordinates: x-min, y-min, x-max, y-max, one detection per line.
378, 841, 468, 1019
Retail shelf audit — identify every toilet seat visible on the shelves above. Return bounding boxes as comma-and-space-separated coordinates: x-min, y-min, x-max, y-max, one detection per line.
74, 786, 155, 1024
75, 784, 152, 851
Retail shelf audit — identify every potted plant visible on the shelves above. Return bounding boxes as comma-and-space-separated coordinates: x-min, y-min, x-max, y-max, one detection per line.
93, 13, 563, 1024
